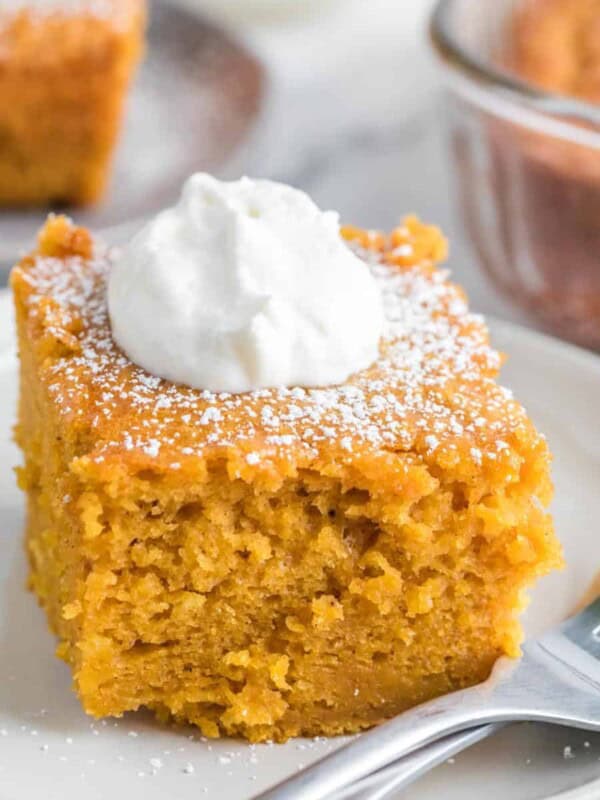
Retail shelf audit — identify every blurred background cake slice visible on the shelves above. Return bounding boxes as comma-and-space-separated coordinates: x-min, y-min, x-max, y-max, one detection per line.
0, 0, 146, 206
509, 0, 600, 103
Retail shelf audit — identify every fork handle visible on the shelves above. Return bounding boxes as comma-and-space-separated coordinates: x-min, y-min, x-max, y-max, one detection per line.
253, 658, 521, 800
331, 723, 505, 800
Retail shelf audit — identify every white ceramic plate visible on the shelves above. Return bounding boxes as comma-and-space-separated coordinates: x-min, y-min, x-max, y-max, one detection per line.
0, 0, 263, 273
1, 288, 600, 800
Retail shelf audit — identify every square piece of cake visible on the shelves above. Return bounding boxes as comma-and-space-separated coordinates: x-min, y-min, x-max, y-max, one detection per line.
11, 214, 562, 742
0, 1, 145, 206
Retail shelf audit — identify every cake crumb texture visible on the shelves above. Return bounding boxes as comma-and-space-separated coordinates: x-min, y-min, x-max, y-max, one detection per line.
11, 215, 562, 742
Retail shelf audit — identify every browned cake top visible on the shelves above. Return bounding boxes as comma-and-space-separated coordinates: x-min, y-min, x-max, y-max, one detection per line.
11, 215, 545, 482
1, 0, 139, 20
0, 0, 144, 61
510, 0, 600, 103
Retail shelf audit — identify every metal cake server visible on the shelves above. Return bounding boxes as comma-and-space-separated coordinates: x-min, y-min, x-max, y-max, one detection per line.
253, 596, 600, 800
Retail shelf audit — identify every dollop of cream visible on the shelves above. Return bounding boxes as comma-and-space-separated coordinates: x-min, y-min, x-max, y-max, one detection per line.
108, 174, 384, 393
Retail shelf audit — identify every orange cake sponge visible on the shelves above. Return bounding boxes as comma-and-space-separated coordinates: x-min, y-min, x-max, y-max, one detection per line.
11, 215, 562, 742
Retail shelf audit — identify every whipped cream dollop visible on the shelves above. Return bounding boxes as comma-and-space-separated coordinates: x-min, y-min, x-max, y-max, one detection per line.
108, 174, 384, 394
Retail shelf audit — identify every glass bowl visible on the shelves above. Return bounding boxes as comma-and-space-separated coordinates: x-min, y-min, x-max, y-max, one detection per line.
430, 0, 600, 350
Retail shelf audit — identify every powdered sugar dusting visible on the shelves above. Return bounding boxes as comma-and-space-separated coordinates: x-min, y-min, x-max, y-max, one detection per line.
15, 230, 537, 473
2, 0, 129, 17
0, 0, 139, 29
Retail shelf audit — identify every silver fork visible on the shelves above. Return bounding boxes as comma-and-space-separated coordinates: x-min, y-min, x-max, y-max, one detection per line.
253, 596, 600, 800
329, 723, 504, 800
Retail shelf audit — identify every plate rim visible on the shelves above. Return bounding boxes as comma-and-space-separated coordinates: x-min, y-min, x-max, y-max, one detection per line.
1, 285, 600, 800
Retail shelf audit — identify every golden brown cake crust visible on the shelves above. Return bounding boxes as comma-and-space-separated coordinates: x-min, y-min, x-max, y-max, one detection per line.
11, 215, 561, 742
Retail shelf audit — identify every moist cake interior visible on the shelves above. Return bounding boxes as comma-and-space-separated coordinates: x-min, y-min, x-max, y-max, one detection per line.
11, 216, 562, 742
